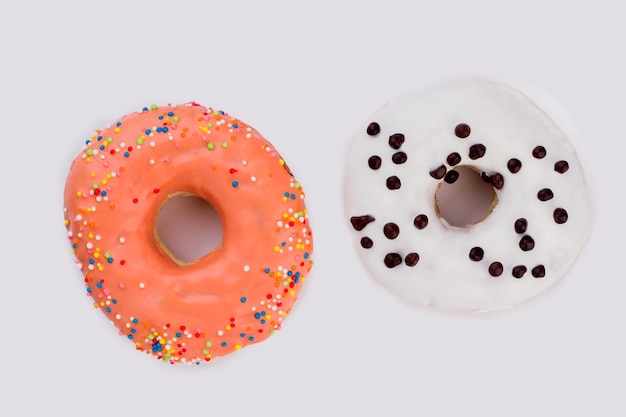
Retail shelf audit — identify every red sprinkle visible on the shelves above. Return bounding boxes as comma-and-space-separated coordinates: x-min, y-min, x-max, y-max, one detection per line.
132, 198, 138, 203
153, 188, 160, 193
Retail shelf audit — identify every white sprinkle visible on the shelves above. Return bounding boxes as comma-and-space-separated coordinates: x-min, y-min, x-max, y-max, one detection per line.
150, 141, 156, 147
241, 160, 248, 166
217, 330, 224, 336
243, 265, 250, 272
139, 282, 145, 288
119, 237, 126, 244
115, 314, 121, 320
251, 176, 256, 182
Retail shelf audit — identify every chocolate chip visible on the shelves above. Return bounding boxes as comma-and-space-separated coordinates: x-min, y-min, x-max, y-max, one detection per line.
489, 173, 504, 189
469, 247, 484, 261
514, 218, 528, 234
350, 215, 375, 231
554, 160, 569, 173
405, 252, 420, 267
384, 253, 403, 268
386, 176, 402, 190
507, 158, 522, 173
519, 235, 535, 251
447, 152, 462, 166
367, 122, 380, 136
429, 164, 447, 179
360, 237, 373, 249
392, 152, 407, 164
388, 133, 405, 149
554, 208, 568, 224
537, 188, 554, 201
413, 214, 429, 230
532, 265, 546, 278
469, 144, 486, 160
383, 222, 400, 239
481, 172, 491, 183
455, 123, 471, 138
512, 265, 527, 278
532, 146, 547, 159
368, 155, 382, 170
489, 262, 504, 277
444, 170, 459, 184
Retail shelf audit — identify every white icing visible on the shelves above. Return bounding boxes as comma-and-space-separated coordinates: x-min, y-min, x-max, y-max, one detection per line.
343, 79, 591, 311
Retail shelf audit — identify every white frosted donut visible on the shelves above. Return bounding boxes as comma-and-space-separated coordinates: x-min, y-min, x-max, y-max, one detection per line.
343, 79, 591, 311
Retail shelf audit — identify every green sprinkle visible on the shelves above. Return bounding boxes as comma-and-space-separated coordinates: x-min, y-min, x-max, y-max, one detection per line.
136, 138, 144, 145
107, 137, 113, 143
172, 116, 179, 123
202, 349, 209, 355
207, 142, 215, 150
92, 183, 99, 189
221, 142, 228, 148
206, 341, 212, 347
151, 104, 158, 110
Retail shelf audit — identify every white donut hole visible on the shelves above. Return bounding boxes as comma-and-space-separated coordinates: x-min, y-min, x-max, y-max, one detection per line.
434, 166, 498, 228
154, 194, 223, 264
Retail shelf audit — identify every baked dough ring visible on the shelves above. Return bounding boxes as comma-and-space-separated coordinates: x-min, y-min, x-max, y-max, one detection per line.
64, 103, 314, 364
344, 79, 591, 311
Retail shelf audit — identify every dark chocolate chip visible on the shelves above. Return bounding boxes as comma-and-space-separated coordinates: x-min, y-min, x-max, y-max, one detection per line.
469, 144, 486, 160
481, 172, 491, 183
455, 123, 471, 138
384, 253, 403, 268
532, 265, 546, 278
350, 215, 375, 231
554, 160, 569, 173
444, 170, 459, 184
388, 133, 405, 149
383, 222, 400, 239
360, 237, 373, 249
507, 158, 522, 173
405, 252, 420, 267
392, 152, 407, 164
413, 214, 429, 230
489, 262, 504, 277
514, 218, 528, 234
367, 122, 380, 136
519, 235, 535, 251
447, 152, 462, 166
537, 188, 554, 201
554, 208, 569, 224
489, 173, 504, 189
512, 265, 527, 278
429, 164, 447, 179
469, 247, 484, 261
532, 146, 547, 159
386, 176, 402, 190
368, 155, 382, 170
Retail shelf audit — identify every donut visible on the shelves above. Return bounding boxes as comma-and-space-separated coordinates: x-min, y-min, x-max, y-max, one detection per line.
343, 79, 591, 311
63, 102, 314, 364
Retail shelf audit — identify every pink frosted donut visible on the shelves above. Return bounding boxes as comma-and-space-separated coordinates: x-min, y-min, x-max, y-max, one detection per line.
64, 102, 314, 364
344, 79, 591, 311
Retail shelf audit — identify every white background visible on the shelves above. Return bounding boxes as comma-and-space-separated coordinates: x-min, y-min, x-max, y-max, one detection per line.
2, 1, 624, 415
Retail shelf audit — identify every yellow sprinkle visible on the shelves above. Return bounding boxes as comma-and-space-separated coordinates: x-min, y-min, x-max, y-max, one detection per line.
226, 325, 232, 330
235, 344, 242, 350
115, 127, 120, 133
76, 191, 82, 197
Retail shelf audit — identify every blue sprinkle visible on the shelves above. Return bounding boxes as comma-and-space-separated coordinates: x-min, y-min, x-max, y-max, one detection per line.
89, 259, 95, 265
254, 313, 261, 319
158, 115, 164, 120
97, 135, 103, 141
96, 282, 102, 288
156, 127, 162, 133
240, 333, 246, 338
232, 123, 238, 128
167, 111, 173, 117
86, 288, 91, 293
248, 336, 255, 341
264, 268, 270, 273
101, 191, 107, 197
176, 332, 182, 337
131, 328, 136, 333
116, 122, 122, 127
99, 145, 105, 150
107, 258, 113, 263
106, 307, 111, 313
124, 152, 130, 157
112, 299, 117, 304
240, 297, 247, 303
261, 311, 266, 316
162, 127, 168, 133
260, 319, 266, 324
221, 342, 227, 347
304, 253, 309, 259
128, 334, 134, 339
145, 129, 152, 135
142, 107, 149, 112
133, 318, 139, 324
291, 194, 296, 200
232, 181, 239, 188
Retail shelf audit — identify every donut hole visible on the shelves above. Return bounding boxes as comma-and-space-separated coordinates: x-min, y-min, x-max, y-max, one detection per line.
155, 194, 223, 264
434, 166, 498, 228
